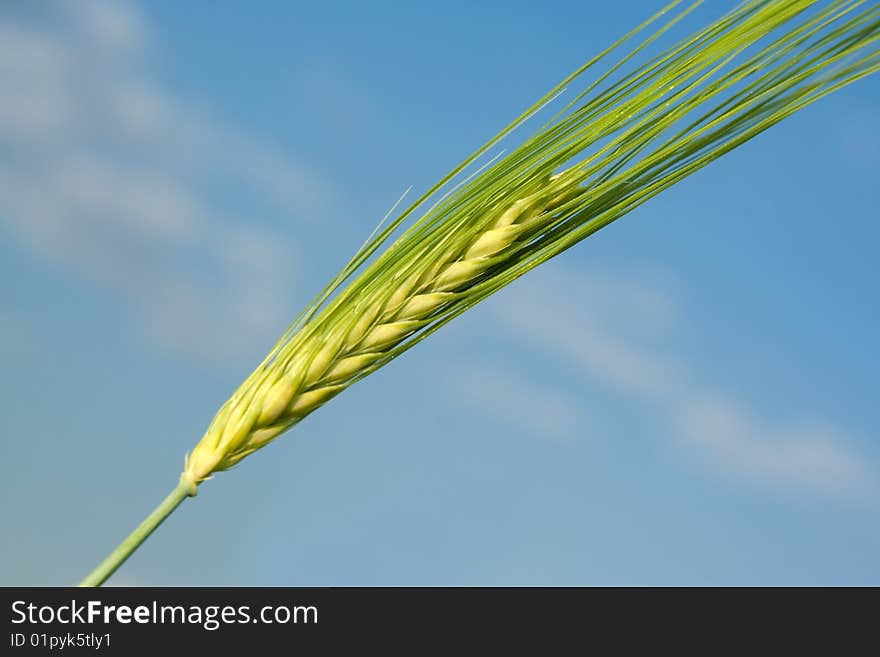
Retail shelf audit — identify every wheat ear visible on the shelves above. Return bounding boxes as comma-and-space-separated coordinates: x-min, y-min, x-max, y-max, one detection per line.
78, 0, 880, 586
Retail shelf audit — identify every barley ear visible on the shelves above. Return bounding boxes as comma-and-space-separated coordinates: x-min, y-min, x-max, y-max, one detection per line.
79, 0, 880, 586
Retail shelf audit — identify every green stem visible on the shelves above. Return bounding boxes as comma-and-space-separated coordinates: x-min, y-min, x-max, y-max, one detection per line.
78, 478, 193, 587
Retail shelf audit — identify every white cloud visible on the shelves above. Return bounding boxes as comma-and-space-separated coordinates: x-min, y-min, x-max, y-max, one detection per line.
488, 266, 875, 500
0, 0, 332, 359
65, 0, 145, 52
676, 396, 874, 497
444, 363, 586, 443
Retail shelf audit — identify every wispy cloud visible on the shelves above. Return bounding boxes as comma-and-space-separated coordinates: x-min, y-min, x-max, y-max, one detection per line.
444, 363, 586, 443
0, 0, 332, 359
488, 266, 875, 500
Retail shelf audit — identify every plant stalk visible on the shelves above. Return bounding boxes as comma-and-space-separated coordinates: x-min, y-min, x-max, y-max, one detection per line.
77, 478, 193, 587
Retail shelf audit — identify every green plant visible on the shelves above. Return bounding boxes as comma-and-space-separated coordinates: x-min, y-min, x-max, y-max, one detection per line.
78, 0, 880, 586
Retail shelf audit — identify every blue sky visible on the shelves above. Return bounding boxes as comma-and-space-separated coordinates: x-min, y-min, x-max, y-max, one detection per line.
1, 0, 878, 585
